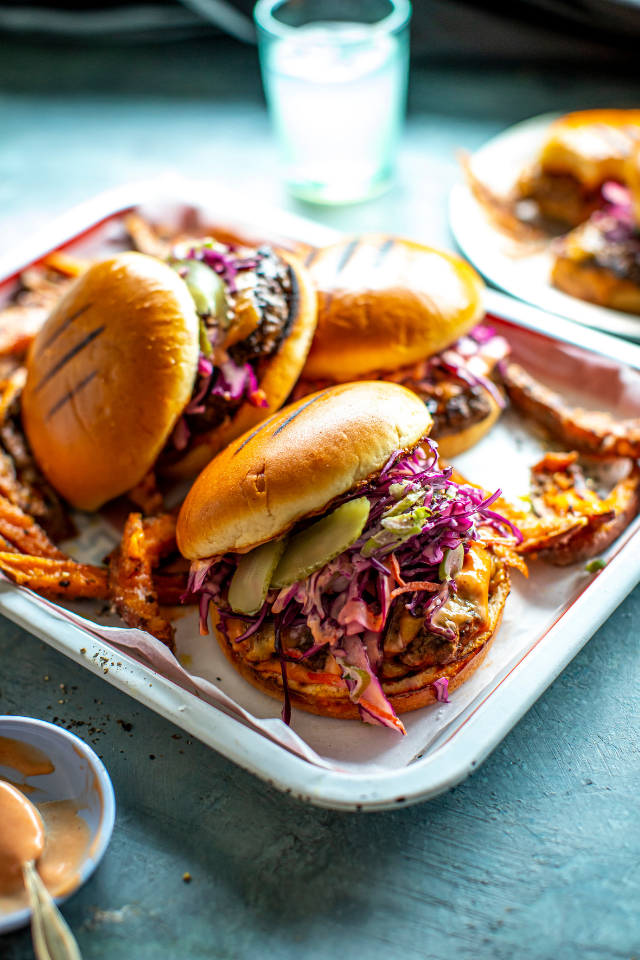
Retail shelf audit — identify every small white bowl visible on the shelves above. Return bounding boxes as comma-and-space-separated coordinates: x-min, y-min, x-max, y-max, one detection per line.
0, 716, 116, 934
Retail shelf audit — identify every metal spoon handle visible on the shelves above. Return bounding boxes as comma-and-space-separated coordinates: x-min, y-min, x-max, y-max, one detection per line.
22, 861, 82, 960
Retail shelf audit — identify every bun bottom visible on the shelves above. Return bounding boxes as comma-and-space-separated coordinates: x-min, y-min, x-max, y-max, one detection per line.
552, 256, 640, 315
160, 250, 318, 479
208, 572, 509, 721
433, 391, 501, 460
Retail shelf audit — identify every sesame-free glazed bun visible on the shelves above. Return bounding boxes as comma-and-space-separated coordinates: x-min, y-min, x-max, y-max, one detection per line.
626, 142, 640, 227
302, 235, 485, 382
177, 380, 433, 560
536, 109, 640, 190
22, 252, 199, 511
161, 249, 318, 479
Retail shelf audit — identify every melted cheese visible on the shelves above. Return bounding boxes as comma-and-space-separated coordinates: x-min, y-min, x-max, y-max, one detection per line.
434, 541, 492, 634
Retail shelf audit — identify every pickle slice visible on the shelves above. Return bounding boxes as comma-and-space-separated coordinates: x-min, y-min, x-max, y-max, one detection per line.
172, 260, 228, 319
228, 537, 287, 616
270, 497, 370, 589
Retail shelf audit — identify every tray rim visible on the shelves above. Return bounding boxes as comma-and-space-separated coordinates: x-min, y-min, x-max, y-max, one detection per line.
2, 177, 640, 811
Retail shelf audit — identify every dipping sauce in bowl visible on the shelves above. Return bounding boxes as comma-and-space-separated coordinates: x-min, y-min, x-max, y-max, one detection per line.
0, 780, 45, 895
0, 719, 115, 933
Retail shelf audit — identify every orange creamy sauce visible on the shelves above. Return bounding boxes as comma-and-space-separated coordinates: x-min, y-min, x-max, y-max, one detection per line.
0, 736, 92, 915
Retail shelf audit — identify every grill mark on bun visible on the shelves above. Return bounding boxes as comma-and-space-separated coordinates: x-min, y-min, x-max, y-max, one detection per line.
46, 369, 98, 420
37, 302, 94, 356
234, 413, 280, 455
272, 391, 327, 437
335, 238, 360, 276
34, 325, 106, 394
373, 237, 395, 268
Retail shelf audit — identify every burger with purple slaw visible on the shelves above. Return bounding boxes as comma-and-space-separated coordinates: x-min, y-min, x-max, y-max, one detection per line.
177, 381, 523, 732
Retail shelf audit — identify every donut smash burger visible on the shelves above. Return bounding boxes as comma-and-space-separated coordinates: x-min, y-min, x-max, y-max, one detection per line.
178, 382, 521, 734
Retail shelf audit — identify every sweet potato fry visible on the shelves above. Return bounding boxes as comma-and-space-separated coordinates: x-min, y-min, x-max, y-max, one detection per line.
127, 470, 164, 516
0, 553, 109, 599
108, 512, 177, 647
498, 452, 640, 566
502, 361, 640, 459
41, 251, 90, 278
154, 572, 191, 605
123, 213, 171, 260
0, 303, 50, 358
0, 416, 75, 542
0, 268, 74, 359
0, 449, 30, 511
0, 494, 67, 559
0, 367, 26, 424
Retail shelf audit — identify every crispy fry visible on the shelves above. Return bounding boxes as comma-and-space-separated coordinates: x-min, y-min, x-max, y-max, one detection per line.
0, 268, 74, 359
502, 361, 640, 459
41, 251, 90, 278
0, 449, 29, 511
0, 552, 109, 599
498, 498, 587, 556
0, 367, 26, 424
123, 213, 171, 260
127, 470, 164, 516
108, 512, 177, 646
497, 453, 640, 566
0, 494, 67, 558
0, 536, 18, 553
154, 572, 191, 605
489, 541, 529, 578
0, 303, 51, 358
0, 417, 74, 542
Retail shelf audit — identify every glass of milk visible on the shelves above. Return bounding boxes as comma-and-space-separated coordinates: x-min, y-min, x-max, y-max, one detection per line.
254, 0, 412, 205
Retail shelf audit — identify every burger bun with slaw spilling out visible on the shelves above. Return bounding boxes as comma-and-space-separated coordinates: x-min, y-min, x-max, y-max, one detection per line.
177, 381, 519, 732
295, 235, 507, 460
22, 244, 317, 511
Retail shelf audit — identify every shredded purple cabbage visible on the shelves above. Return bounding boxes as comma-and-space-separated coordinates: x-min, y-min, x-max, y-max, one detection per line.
593, 181, 637, 243
432, 677, 450, 703
211, 358, 268, 408
186, 243, 260, 296
186, 443, 520, 733
388, 326, 510, 411
174, 242, 269, 435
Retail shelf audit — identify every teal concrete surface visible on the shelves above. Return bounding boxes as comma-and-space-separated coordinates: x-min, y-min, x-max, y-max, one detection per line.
1, 35, 640, 959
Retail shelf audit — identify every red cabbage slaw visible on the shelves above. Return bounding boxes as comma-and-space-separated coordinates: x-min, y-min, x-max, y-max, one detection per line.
385, 325, 510, 411
171, 241, 271, 450
185, 442, 521, 735
573, 180, 638, 244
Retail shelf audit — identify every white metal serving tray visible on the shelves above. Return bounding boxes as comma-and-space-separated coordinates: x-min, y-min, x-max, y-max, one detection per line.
2, 176, 640, 812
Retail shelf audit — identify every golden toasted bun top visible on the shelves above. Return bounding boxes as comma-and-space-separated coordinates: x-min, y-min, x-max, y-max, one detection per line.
22, 252, 199, 511
626, 142, 640, 227
177, 380, 432, 560
301, 235, 484, 382
540, 109, 640, 189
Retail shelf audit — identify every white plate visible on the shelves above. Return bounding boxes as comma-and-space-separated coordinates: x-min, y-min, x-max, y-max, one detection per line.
3, 176, 640, 811
449, 113, 640, 342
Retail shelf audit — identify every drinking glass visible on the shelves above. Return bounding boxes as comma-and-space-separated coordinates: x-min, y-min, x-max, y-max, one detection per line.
254, 0, 412, 205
